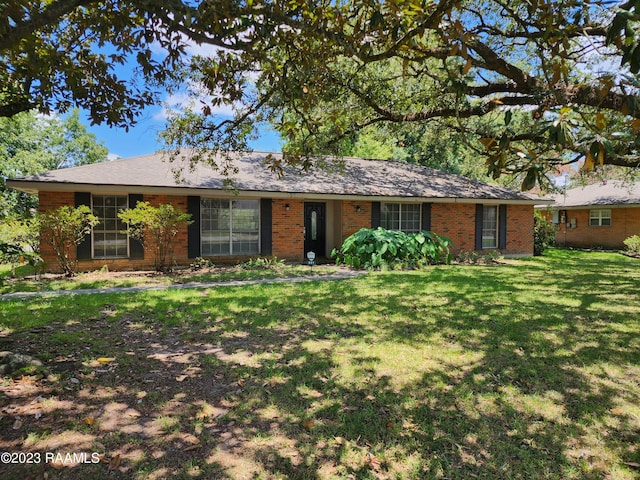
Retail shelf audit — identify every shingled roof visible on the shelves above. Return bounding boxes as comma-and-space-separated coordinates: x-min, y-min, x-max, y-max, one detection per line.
8, 151, 547, 204
545, 181, 640, 208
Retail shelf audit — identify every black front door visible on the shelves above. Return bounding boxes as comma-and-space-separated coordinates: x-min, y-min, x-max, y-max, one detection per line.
304, 202, 326, 258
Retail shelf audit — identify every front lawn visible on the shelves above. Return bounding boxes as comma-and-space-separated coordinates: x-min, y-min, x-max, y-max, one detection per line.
0, 262, 340, 295
0, 249, 638, 479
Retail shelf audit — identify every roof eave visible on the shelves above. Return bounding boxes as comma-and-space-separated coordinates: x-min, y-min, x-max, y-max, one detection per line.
7, 179, 549, 205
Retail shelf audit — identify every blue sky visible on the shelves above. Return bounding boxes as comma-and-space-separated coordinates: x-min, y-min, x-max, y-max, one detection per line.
81, 39, 284, 159
83, 107, 283, 159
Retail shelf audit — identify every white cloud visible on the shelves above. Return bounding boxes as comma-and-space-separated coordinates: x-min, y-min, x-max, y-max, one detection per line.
153, 81, 241, 121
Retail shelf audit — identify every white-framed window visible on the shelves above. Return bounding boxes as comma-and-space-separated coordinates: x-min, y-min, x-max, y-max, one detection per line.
201, 199, 259, 255
589, 209, 611, 226
482, 205, 498, 249
92, 195, 128, 258
381, 203, 421, 233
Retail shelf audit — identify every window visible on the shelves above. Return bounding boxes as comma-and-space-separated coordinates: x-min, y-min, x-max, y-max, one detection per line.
381, 203, 421, 233
201, 199, 259, 255
92, 195, 128, 258
590, 209, 611, 226
482, 205, 498, 249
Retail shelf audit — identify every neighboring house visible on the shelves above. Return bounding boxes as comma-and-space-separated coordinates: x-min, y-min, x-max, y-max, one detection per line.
8, 151, 549, 272
537, 181, 640, 249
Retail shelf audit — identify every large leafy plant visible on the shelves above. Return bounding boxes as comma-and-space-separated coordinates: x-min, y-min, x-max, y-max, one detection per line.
333, 227, 452, 270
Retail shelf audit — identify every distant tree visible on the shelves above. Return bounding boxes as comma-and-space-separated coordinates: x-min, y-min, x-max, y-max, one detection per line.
39, 205, 98, 276
0, 213, 41, 276
0, 110, 108, 216
118, 202, 192, 272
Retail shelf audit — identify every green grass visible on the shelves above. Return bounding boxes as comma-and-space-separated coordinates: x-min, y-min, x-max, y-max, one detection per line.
0, 249, 638, 479
0, 262, 338, 294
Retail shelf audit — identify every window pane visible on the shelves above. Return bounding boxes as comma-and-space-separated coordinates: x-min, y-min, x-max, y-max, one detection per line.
381, 203, 400, 230
402, 204, 421, 233
590, 209, 611, 226
482, 206, 498, 249
92, 195, 128, 258
201, 198, 259, 255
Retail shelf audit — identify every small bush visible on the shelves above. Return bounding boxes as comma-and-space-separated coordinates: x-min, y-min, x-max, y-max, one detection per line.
119, 202, 192, 272
332, 227, 452, 270
190, 257, 215, 271
623, 235, 640, 254
455, 249, 502, 265
238, 257, 285, 269
534, 211, 556, 256
455, 250, 480, 264
39, 205, 98, 276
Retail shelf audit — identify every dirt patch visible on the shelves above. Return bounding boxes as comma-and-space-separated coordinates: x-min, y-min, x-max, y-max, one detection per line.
0, 316, 271, 479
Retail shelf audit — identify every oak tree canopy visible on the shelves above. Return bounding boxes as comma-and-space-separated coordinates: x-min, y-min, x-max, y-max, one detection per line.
3, 0, 640, 188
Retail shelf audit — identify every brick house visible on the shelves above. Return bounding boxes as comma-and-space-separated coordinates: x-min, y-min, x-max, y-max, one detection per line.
537, 181, 640, 249
8, 151, 548, 271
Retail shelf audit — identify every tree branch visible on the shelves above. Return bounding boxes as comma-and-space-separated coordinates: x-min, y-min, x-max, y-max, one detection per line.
0, 0, 99, 51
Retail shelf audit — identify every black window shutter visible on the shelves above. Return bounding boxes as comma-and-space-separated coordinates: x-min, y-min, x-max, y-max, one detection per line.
128, 194, 144, 259
187, 196, 201, 258
260, 199, 272, 255
421, 203, 432, 231
371, 202, 381, 228
75, 192, 92, 260
498, 205, 507, 250
475, 204, 484, 250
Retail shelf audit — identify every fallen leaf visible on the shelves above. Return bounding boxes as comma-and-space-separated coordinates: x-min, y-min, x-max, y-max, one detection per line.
183, 444, 200, 452
237, 379, 245, 387
84, 416, 95, 426
623, 462, 640, 468
610, 408, 624, 415
12, 418, 22, 430
97, 357, 116, 363
50, 461, 64, 470
366, 452, 382, 472
109, 454, 121, 470
302, 420, 315, 430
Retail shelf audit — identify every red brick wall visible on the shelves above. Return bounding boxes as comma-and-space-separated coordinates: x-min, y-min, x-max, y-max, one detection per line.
144, 194, 190, 263
341, 201, 371, 241
506, 205, 534, 255
431, 203, 534, 255
554, 207, 640, 249
37, 190, 538, 272
38, 191, 191, 272
431, 203, 476, 252
271, 199, 304, 260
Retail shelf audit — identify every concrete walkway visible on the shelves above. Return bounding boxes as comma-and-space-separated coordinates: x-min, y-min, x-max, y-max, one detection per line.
0, 270, 368, 300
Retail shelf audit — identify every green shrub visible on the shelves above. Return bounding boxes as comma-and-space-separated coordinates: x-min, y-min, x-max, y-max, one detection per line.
0, 214, 42, 277
623, 235, 640, 254
332, 227, 453, 270
190, 257, 215, 271
534, 210, 556, 256
39, 205, 98, 276
238, 256, 285, 269
118, 202, 192, 272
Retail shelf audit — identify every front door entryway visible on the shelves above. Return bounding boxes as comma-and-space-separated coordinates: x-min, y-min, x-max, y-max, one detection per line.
304, 202, 326, 258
